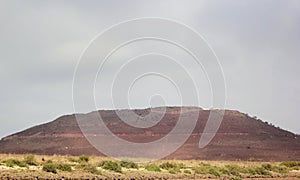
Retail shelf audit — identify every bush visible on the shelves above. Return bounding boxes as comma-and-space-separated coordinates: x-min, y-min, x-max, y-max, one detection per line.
221, 164, 271, 176
42, 163, 57, 174
262, 163, 288, 174
194, 166, 209, 174
77, 163, 102, 175
223, 164, 244, 176
79, 155, 89, 163
101, 161, 122, 173
24, 155, 37, 166
208, 168, 221, 177
45, 160, 53, 164
84, 165, 101, 175
254, 167, 272, 176
160, 162, 178, 170
262, 163, 272, 171
3, 159, 18, 167
120, 160, 138, 169
3, 159, 28, 168
145, 164, 161, 172
280, 161, 300, 168
194, 163, 220, 176
43, 162, 72, 173
183, 169, 191, 174
271, 165, 288, 174
68, 157, 80, 163
169, 169, 180, 174
245, 167, 257, 175
219, 167, 230, 175
194, 163, 210, 174
86, 165, 101, 175
159, 162, 183, 174
57, 163, 72, 172
194, 164, 221, 177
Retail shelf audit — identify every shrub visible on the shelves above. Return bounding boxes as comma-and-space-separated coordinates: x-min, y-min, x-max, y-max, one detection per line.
3, 159, 18, 167
84, 165, 101, 175
79, 155, 89, 163
262, 163, 288, 174
24, 155, 37, 166
57, 163, 72, 172
45, 160, 53, 164
120, 160, 138, 169
87, 166, 101, 175
271, 165, 288, 174
169, 169, 180, 174
262, 163, 272, 171
159, 162, 182, 174
194, 166, 209, 174
219, 167, 230, 175
280, 161, 300, 168
101, 161, 122, 173
194, 163, 221, 177
208, 168, 221, 177
18, 161, 29, 168
68, 157, 80, 163
77, 163, 102, 175
145, 164, 161, 172
194, 163, 210, 174
42, 163, 57, 174
223, 164, 243, 176
245, 167, 257, 175
160, 162, 178, 170
3, 159, 28, 168
183, 169, 191, 174
254, 167, 272, 176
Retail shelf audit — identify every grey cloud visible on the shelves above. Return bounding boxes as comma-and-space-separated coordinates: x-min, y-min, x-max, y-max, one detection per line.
0, 0, 299, 138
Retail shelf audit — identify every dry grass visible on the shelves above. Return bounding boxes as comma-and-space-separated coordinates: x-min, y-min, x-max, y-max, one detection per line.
0, 154, 299, 179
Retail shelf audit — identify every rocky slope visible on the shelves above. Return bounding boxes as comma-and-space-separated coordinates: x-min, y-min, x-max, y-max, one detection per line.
0, 107, 299, 161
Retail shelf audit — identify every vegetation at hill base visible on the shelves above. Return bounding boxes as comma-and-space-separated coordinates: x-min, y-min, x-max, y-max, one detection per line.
0, 154, 299, 179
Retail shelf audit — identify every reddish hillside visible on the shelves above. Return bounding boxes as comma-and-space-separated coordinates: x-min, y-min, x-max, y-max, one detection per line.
0, 107, 299, 161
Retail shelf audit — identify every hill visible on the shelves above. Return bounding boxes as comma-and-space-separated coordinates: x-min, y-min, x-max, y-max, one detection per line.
0, 107, 299, 161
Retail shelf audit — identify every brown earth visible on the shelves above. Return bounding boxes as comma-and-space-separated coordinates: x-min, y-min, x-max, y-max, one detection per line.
0, 107, 299, 161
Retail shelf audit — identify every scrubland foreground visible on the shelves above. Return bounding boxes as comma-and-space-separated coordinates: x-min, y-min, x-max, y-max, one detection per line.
0, 154, 299, 180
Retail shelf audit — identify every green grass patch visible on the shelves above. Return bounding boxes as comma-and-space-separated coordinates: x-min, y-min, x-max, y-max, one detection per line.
57, 163, 72, 172
145, 164, 161, 172
280, 161, 300, 168
79, 155, 89, 163
42, 163, 57, 174
253, 166, 272, 176
183, 169, 192, 174
169, 168, 181, 174
23, 155, 37, 166
160, 162, 182, 169
100, 160, 122, 173
68, 157, 79, 163
77, 163, 102, 175
68, 155, 90, 164
120, 160, 138, 169
262, 163, 288, 174
3, 159, 28, 168
222, 164, 244, 176
194, 163, 220, 177
42, 162, 73, 173
159, 162, 183, 174
219, 164, 272, 177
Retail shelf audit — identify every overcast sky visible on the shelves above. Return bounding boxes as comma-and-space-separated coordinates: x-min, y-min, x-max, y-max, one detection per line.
0, 0, 299, 138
